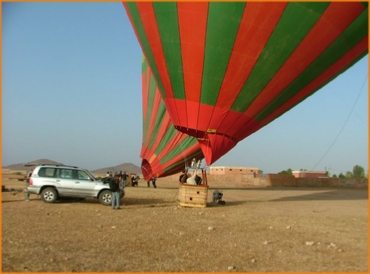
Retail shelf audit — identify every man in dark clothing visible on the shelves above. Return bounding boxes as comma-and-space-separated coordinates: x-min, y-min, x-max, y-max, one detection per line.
122, 171, 128, 187
147, 176, 157, 188
108, 176, 121, 210
151, 176, 157, 188
179, 170, 188, 183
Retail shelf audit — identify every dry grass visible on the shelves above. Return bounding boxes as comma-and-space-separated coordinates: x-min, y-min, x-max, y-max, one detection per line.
2, 175, 368, 272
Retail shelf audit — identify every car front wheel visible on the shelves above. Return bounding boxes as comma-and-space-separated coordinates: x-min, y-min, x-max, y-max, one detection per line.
41, 187, 58, 203
99, 190, 112, 206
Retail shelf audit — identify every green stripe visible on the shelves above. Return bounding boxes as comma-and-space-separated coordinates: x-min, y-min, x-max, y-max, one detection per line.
160, 137, 199, 163
126, 3, 167, 99
141, 57, 150, 144
154, 121, 178, 155
256, 8, 368, 121
232, 2, 330, 112
264, 51, 367, 128
148, 94, 167, 149
141, 55, 148, 73
153, 2, 185, 99
143, 70, 157, 147
201, 2, 246, 105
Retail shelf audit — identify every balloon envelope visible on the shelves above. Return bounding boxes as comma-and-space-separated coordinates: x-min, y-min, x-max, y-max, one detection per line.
125, 2, 368, 164
141, 57, 203, 181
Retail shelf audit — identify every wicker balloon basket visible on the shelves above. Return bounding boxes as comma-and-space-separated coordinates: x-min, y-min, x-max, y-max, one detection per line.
177, 160, 209, 208
177, 183, 209, 208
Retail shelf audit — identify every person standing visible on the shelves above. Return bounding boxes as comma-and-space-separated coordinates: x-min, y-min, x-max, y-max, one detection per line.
151, 176, 157, 188
118, 171, 124, 191
122, 171, 128, 188
25, 169, 33, 201
108, 175, 121, 210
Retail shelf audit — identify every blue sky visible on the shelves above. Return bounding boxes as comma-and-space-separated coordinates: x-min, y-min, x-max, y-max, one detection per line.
2, 2, 368, 175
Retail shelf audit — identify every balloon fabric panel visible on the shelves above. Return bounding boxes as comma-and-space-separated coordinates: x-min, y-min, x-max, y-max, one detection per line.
249, 2, 367, 122
140, 56, 204, 180
125, 2, 368, 165
257, 37, 368, 136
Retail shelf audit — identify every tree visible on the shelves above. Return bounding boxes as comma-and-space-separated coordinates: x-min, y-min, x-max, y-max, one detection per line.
280, 168, 293, 175
332, 174, 337, 178
353, 165, 365, 178
338, 173, 346, 178
346, 171, 353, 178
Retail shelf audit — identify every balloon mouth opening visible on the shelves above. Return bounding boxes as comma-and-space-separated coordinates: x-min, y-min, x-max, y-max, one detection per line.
174, 126, 210, 139
174, 125, 237, 142
141, 159, 152, 181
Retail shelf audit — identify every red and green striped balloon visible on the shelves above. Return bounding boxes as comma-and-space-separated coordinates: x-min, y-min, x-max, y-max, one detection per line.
141, 56, 203, 181
125, 2, 368, 165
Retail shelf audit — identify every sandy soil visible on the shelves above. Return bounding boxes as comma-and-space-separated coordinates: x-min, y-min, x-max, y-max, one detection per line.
1, 176, 368, 272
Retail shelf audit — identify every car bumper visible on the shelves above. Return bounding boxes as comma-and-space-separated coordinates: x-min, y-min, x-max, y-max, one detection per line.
27, 186, 42, 194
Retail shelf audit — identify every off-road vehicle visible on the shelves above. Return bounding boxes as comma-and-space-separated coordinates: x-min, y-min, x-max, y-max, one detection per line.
27, 164, 124, 206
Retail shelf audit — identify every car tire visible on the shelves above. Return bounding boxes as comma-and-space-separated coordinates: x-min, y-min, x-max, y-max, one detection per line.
99, 190, 112, 206
41, 187, 58, 203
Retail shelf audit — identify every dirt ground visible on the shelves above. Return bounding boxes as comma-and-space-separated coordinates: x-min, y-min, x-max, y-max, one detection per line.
1, 175, 368, 272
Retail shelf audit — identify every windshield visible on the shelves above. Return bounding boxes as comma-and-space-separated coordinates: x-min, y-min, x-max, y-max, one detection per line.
86, 170, 97, 180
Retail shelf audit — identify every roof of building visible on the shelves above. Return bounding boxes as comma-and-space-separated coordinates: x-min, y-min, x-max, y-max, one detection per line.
210, 166, 259, 169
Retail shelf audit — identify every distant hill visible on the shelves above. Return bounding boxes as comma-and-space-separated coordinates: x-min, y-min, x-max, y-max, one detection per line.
92, 163, 142, 176
2, 159, 64, 171
2, 159, 142, 175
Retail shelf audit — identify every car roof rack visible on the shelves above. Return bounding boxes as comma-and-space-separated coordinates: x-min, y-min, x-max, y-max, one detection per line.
40, 164, 79, 168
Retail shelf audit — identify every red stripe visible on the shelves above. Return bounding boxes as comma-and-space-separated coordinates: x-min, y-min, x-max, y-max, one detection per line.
136, 3, 174, 97
149, 103, 172, 151
156, 131, 188, 159
163, 98, 182, 126
144, 86, 163, 149
141, 66, 149, 138
244, 2, 365, 119
178, 2, 209, 133
207, 3, 287, 139
158, 144, 201, 171
215, 2, 287, 110
145, 157, 163, 180
199, 134, 238, 165
139, 145, 148, 160
260, 36, 368, 128
178, 2, 208, 103
155, 134, 181, 160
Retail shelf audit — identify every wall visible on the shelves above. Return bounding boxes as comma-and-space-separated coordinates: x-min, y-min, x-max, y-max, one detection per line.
160, 172, 368, 189
265, 174, 367, 188
292, 171, 327, 178
210, 166, 259, 175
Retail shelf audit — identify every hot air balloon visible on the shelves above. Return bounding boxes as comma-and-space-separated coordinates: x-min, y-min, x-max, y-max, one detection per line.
124, 2, 368, 165
141, 56, 204, 181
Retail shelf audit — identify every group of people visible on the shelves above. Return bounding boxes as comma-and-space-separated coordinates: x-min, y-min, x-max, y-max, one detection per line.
106, 170, 128, 187
107, 171, 155, 209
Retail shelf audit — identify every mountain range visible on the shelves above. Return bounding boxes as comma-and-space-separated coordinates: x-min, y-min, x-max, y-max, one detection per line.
2, 159, 142, 175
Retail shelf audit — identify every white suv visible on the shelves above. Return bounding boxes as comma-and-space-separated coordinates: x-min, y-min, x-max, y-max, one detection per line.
27, 164, 124, 206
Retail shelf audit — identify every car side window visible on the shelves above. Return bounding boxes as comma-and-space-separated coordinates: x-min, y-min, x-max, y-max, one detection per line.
76, 170, 91, 180
59, 169, 73, 179
38, 168, 56, 178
